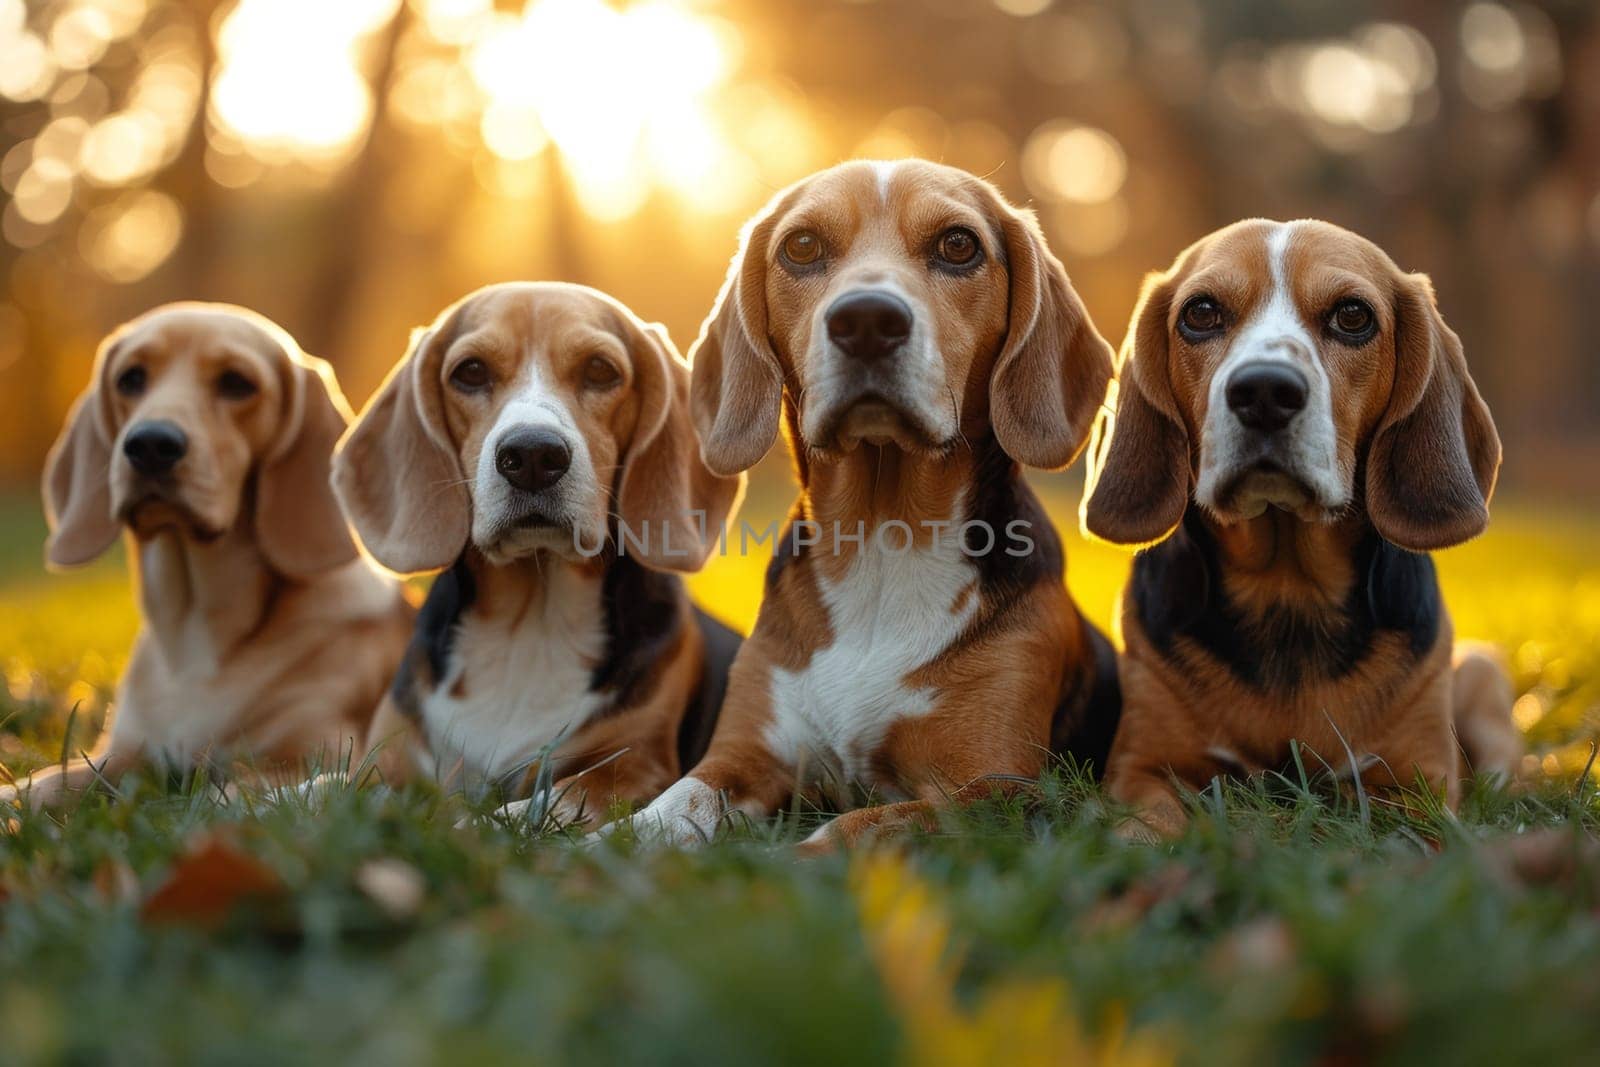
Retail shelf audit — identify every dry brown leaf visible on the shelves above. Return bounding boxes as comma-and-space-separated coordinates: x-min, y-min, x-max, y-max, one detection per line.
140, 831, 283, 930
1081, 864, 1194, 933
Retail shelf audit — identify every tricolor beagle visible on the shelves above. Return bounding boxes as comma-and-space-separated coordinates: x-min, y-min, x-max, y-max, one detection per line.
609, 160, 1121, 851
4, 304, 412, 809
1081, 219, 1522, 836
334, 283, 743, 825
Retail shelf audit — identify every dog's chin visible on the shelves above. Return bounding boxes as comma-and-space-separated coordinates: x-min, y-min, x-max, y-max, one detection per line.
814, 399, 947, 455
1209, 464, 1341, 525
478, 515, 587, 566
119, 495, 227, 543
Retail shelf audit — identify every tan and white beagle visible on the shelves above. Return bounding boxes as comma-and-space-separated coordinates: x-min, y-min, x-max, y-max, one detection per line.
607, 160, 1121, 851
3, 303, 412, 809
1081, 219, 1522, 836
334, 283, 743, 825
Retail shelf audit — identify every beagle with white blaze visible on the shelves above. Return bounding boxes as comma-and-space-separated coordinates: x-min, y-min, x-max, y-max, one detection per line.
334, 283, 743, 824
3, 304, 412, 809
1081, 219, 1522, 837
607, 159, 1121, 851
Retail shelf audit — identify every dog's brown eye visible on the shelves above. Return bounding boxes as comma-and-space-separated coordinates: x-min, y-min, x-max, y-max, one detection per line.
217, 370, 257, 400
936, 227, 980, 266
780, 230, 823, 268
1179, 298, 1225, 338
583, 355, 621, 389
1329, 300, 1376, 342
115, 367, 147, 397
450, 358, 491, 392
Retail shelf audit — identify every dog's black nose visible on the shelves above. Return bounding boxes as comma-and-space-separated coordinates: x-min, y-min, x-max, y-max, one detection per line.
1226, 364, 1309, 434
826, 291, 913, 361
122, 421, 188, 476
495, 429, 571, 492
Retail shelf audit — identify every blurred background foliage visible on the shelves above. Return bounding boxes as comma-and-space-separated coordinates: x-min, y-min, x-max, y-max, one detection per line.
1, 0, 1598, 489
0, 0, 1597, 773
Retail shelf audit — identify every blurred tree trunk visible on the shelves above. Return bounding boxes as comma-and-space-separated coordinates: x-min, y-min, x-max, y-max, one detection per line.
297, 6, 409, 362
166, 0, 224, 305
543, 149, 588, 283
1556, 21, 1600, 442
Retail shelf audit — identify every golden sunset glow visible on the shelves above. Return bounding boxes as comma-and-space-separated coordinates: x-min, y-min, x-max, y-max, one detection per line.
465, 0, 750, 218
0, 6, 1598, 1051
210, 0, 398, 162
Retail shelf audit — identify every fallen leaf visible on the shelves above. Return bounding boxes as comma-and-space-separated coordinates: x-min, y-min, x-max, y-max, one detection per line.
140, 831, 283, 930
1081, 865, 1193, 934
355, 858, 425, 921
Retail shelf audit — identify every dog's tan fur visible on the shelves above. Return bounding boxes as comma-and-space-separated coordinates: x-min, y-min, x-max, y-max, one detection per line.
1082, 220, 1521, 836
336, 284, 742, 823
610, 160, 1119, 851
5, 303, 412, 809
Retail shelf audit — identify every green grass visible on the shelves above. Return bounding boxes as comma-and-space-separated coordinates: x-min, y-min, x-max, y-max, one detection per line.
2, 488, 1599, 1066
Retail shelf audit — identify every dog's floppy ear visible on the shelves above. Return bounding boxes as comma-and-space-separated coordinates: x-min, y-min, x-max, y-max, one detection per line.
617, 321, 745, 572
256, 350, 361, 578
1366, 273, 1500, 551
987, 199, 1114, 469
43, 338, 120, 569
688, 199, 785, 477
333, 327, 470, 574
1081, 272, 1192, 546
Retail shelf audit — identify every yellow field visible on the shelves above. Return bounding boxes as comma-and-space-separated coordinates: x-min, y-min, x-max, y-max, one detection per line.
3, 484, 1596, 777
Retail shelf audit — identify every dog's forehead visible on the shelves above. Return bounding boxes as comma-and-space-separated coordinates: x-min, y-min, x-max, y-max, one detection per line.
1175, 220, 1394, 305
1282, 223, 1397, 305
1172, 220, 1274, 292
449, 287, 628, 363
775, 159, 995, 245
118, 309, 285, 369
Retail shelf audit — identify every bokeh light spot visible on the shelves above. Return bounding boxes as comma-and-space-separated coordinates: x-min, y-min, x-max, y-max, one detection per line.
49, 4, 113, 71
211, 0, 399, 164
14, 159, 75, 225
79, 190, 183, 283
0, 31, 58, 102
1022, 122, 1127, 205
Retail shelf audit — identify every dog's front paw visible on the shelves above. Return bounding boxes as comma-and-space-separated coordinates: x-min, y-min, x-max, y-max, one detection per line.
794, 821, 839, 859
268, 772, 346, 807
469, 796, 537, 831
0, 778, 59, 813
1112, 801, 1188, 843
586, 777, 724, 849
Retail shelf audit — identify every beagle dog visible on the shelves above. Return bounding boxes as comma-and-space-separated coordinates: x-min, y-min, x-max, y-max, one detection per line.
1081, 219, 1523, 836
608, 160, 1121, 850
4, 303, 412, 808
334, 283, 743, 824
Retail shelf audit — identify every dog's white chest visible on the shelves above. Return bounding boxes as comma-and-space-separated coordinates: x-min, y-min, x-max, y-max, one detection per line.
419, 587, 607, 786
121, 664, 252, 766
764, 537, 978, 786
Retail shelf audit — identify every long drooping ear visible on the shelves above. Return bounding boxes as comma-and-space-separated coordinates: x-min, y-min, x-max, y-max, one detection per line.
332, 327, 470, 574
617, 321, 745, 572
1366, 273, 1500, 550
1080, 272, 1193, 546
688, 201, 785, 476
256, 352, 361, 578
42, 354, 120, 569
987, 201, 1114, 469
44, 394, 118, 569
